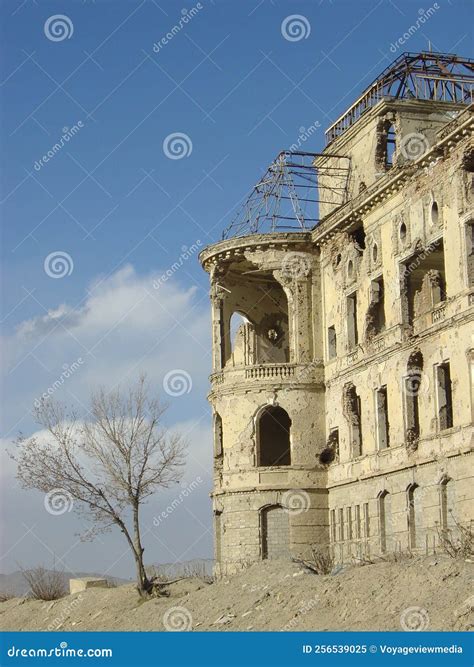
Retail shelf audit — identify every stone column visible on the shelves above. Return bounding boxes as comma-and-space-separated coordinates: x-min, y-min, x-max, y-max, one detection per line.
274, 267, 313, 364
210, 268, 226, 371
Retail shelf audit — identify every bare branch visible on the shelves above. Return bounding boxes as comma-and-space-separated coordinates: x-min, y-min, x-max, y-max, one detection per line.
13, 374, 187, 596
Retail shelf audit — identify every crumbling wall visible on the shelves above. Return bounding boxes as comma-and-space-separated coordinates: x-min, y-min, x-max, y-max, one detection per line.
320, 123, 473, 560
202, 101, 473, 571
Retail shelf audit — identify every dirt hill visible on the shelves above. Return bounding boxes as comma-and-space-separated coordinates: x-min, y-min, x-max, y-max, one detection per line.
1, 556, 472, 632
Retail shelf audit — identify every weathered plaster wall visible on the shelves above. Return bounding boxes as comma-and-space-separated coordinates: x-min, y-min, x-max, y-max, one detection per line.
200, 102, 474, 573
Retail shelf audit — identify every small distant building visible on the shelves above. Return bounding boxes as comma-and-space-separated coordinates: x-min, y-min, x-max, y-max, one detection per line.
199, 52, 474, 575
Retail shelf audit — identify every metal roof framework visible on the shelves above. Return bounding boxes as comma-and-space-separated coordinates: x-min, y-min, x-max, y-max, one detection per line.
222, 151, 351, 240
222, 53, 473, 240
325, 52, 474, 144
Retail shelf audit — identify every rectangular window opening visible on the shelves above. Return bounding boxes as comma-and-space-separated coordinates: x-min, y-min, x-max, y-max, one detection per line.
386, 125, 396, 168
338, 508, 344, 542
355, 505, 361, 539
437, 362, 453, 430
327, 427, 339, 460
328, 325, 337, 359
404, 240, 446, 325
467, 223, 474, 287
330, 509, 336, 543
347, 292, 358, 350
368, 276, 385, 336
346, 507, 353, 541
376, 386, 390, 449
363, 503, 370, 538
404, 376, 420, 442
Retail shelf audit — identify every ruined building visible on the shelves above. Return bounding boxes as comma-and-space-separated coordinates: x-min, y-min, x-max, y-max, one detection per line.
199, 52, 474, 574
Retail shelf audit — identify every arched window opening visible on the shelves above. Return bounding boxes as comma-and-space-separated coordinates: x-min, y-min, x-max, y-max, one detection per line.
257, 406, 291, 467
399, 222, 407, 242
347, 259, 354, 280
386, 124, 396, 167
431, 201, 439, 225
378, 491, 392, 553
440, 478, 456, 531
261, 505, 290, 560
221, 274, 290, 368
226, 311, 255, 367
408, 484, 423, 549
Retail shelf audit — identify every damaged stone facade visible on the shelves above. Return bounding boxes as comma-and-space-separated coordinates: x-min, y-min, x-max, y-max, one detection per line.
200, 96, 474, 575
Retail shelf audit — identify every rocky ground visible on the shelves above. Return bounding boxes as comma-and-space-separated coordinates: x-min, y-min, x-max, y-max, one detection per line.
1, 555, 472, 632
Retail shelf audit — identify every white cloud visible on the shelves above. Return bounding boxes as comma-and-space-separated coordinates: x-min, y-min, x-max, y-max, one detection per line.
3, 264, 212, 434
1, 265, 214, 575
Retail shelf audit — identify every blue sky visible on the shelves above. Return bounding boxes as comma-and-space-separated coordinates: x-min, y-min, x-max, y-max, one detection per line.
1, 0, 472, 577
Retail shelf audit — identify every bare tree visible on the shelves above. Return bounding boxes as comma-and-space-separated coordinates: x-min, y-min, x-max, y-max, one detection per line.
14, 375, 186, 597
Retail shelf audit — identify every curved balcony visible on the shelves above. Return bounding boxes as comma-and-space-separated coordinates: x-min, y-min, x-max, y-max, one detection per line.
210, 362, 324, 393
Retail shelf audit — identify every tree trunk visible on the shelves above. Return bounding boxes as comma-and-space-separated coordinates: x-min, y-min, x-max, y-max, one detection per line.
134, 552, 151, 597
132, 503, 151, 597
115, 512, 151, 597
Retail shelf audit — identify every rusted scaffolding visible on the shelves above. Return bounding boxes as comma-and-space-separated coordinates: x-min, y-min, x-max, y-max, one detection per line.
222, 150, 350, 239
326, 52, 474, 144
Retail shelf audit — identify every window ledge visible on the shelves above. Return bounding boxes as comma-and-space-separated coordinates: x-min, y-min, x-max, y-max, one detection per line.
436, 426, 457, 437
376, 446, 397, 455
